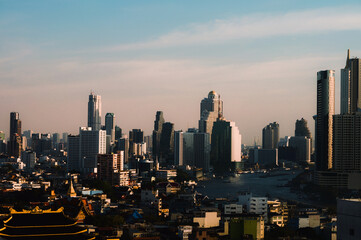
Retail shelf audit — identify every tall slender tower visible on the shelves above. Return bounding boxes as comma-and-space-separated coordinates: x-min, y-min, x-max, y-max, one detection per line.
316, 70, 335, 170
105, 113, 115, 143
152, 111, 165, 159
341, 49, 361, 114
8, 112, 22, 157
88, 92, 101, 131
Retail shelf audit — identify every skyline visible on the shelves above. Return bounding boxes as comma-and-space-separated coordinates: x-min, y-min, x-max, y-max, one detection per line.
2, 1, 361, 144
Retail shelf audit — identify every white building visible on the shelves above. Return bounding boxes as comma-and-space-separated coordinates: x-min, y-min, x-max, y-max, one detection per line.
238, 193, 268, 221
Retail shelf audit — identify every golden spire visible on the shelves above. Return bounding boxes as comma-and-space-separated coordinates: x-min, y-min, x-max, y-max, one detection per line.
67, 179, 77, 197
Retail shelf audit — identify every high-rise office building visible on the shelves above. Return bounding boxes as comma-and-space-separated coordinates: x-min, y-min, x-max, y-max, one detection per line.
117, 138, 129, 163
115, 126, 122, 140
262, 122, 279, 149
194, 132, 211, 172
52, 133, 60, 149
152, 111, 165, 159
295, 118, 311, 139
8, 112, 22, 157
289, 136, 311, 163
67, 135, 80, 172
333, 114, 361, 171
97, 153, 124, 185
88, 92, 101, 131
160, 122, 174, 165
105, 113, 115, 143
21, 150, 36, 170
316, 70, 335, 171
199, 91, 223, 143
129, 129, 144, 157
62, 132, 68, 144
183, 129, 196, 166
341, 49, 361, 114
10, 112, 21, 136
211, 118, 241, 175
79, 127, 106, 173
174, 131, 184, 166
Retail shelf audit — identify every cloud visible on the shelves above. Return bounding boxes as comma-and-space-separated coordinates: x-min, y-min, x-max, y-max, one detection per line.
107, 7, 361, 51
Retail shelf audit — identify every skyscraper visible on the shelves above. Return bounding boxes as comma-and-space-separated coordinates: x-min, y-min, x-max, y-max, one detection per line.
160, 122, 174, 165
174, 131, 184, 166
152, 111, 165, 159
316, 70, 335, 171
88, 92, 101, 131
8, 112, 22, 157
105, 113, 115, 143
79, 127, 106, 173
333, 114, 361, 171
199, 91, 223, 142
67, 134, 80, 172
129, 129, 144, 157
341, 49, 361, 114
210, 118, 241, 176
295, 118, 311, 139
262, 122, 279, 149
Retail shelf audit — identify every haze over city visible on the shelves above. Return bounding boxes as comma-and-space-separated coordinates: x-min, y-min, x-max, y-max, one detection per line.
2, 0, 361, 144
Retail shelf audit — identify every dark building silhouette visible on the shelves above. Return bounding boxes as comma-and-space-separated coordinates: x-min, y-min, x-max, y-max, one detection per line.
295, 118, 311, 138
341, 49, 361, 114
333, 114, 361, 171
152, 111, 165, 160
8, 112, 22, 157
262, 122, 279, 149
129, 129, 144, 157
160, 122, 174, 165
210, 118, 241, 176
316, 70, 335, 171
115, 125, 122, 139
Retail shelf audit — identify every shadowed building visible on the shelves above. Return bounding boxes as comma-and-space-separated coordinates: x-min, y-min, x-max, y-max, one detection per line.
160, 122, 174, 165
316, 70, 335, 171
211, 118, 241, 176
105, 113, 115, 143
333, 114, 361, 171
8, 112, 22, 157
152, 111, 165, 160
262, 122, 279, 150
341, 49, 361, 114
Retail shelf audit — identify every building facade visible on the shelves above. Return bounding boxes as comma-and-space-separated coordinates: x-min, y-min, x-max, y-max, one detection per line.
80, 127, 106, 173
199, 91, 223, 143
262, 122, 279, 150
316, 70, 335, 171
88, 92, 101, 131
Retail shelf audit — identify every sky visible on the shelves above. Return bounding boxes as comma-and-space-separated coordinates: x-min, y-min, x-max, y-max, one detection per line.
1, 0, 361, 145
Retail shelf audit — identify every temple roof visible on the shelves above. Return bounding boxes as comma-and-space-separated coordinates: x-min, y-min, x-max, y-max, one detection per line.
0, 207, 94, 240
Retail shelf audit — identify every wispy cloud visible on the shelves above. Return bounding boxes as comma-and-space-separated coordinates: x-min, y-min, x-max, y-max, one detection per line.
107, 7, 361, 51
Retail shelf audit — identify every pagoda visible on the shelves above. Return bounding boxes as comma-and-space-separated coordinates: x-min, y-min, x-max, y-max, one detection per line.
0, 206, 94, 240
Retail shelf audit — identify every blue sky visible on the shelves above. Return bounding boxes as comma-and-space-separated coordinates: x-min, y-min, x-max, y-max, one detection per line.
1, 0, 361, 144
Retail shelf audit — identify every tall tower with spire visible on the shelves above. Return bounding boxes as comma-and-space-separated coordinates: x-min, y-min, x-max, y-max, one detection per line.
341, 49, 361, 114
